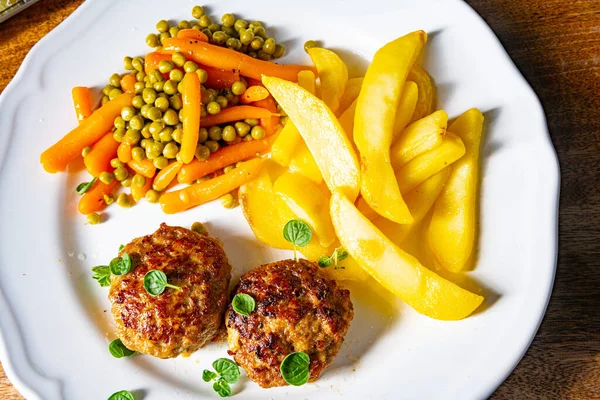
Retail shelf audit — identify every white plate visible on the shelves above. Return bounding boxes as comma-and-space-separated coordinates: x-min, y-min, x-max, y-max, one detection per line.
0, 0, 559, 399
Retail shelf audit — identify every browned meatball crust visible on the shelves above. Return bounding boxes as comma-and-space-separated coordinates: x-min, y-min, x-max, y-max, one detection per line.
109, 223, 231, 359
226, 259, 353, 388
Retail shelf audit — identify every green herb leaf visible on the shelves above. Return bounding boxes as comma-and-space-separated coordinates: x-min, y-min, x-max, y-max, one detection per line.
119, 244, 125, 251
318, 248, 349, 269
202, 369, 218, 382
283, 220, 312, 247
336, 249, 349, 262
280, 352, 310, 386
109, 253, 132, 276
213, 379, 232, 397
91, 265, 111, 287
143, 270, 181, 296
107, 390, 135, 400
76, 178, 97, 195
231, 294, 255, 317
108, 339, 135, 358
213, 358, 240, 384
318, 256, 332, 268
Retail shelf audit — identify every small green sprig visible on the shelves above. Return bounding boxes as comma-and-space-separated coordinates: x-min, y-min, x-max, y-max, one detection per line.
318, 248, 349, 269
107, 390, 134, 400
283, 220, 312, 260
202, 358, 240, 397
108, 339, 135, 358
232, 293, 255, 316
76, 177, 97, 195
143, 270, 181, 296
280, 352, 310, 386
91, 266, 111, 287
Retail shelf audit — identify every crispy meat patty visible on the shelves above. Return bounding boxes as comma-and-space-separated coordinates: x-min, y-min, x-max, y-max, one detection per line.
109, 223, 231, 359
226, 259, 353, 388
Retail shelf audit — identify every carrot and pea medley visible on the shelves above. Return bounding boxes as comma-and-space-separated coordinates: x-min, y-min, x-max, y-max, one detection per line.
40, 5, 314, 224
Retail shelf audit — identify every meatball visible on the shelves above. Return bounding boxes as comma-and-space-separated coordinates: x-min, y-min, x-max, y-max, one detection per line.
226, 259, 353, 388
109, 223, 231, 359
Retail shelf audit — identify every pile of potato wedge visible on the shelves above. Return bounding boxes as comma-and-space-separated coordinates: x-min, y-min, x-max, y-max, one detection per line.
240, 30, 486, 321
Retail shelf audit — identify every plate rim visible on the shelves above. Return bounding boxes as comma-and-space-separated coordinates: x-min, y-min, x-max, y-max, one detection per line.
0, 0, 560, 398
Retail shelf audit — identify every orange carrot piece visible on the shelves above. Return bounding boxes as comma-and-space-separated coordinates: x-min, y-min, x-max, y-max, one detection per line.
177, 28, 209, 42
144, 52, 172, 75
120, 74, 137, 93
41, 93, 134, 173
200, 106, 273, 127
177, 135, 276, 183
240, 86, 270, 104
84, 132, 119, 177
180, 72, 201, 164
153, 161, 183, 191
204, 65, 240, 89
252, 96, 280, 135
160, 157, 265, 213
78, 179, 117, 215
117, 142, 132, 163
128, 158, 157, 178
72, 86, 93, 122
162, 38, 315, 82
131, 176, 154, 202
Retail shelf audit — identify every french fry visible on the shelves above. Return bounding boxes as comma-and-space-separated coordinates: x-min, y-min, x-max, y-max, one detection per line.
307, 47, 348, 113
392, 81, 419, 140
408, 64, 437, 123
336, 77, 363, 117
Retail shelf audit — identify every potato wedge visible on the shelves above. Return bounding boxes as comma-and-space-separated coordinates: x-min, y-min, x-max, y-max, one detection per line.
395, 131, 465, 194
408, 64, 437, 123
263, 76, 360, 201
392, 81, 419, 140
330, 190, 483, 320
336, 77, 363, 117
288, 142, 324, 184
354, 31, 427, 224
274, 172, 336, 247
307, 48, 348, 113
428, 109, 484, 272
391, 110, 448, 169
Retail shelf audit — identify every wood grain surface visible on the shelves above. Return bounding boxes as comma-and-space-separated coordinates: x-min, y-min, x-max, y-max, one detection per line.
0, 0, 599, 399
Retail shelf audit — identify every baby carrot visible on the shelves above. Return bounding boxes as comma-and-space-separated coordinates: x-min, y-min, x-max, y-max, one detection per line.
78, 179, 117, 215
144, 52, 172, 75
84, 132, 119, 177
252, 96, 280, 135
131, 176, 154, 202
128, 159, 157, 178
72, 86, 93, 122
153, 161, 183, 191
200, 106, 272, 127
204, 65, 240, 89
41, 93, 134, 173
119, 74, 137, 93
177, 135, 276, 183
160, 157, 265, 214
180, 72, 201, 164
240, 86, 270, 104
117, 142, 132, 163
177, 28, 209, 42
162, 37, 315, 82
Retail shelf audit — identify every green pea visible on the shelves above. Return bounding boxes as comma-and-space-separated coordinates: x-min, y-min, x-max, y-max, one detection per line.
200, 105, 208, 117
191, 221, 207, 234
131, 147, 145, 162
172, 52, 186, 67
129, 115, 144, 131
222, 125, 237, 142
234, 19, 248, 32
262, 38, 276, 55
149, 69, 163, 84
212, 31, 228, 45
156, 60, 173, 74
147, 107, 162, 121
170, 69, 184, 82
124, 56, 134, 70
153, 80, 165, 92
153, 156, 169, 170
231, 81, 247, 96
162, 79, 176, 95
222, 26, 236, 37
159, 127, 173, 142
114, 116, 126, 129
101, 96, 109, 105
121, 177, 132, 187
222, 88, 234, 102
250, 21, 262, 27
199, 15, 211, 28
146, 142, 164, 160
250, 37, 264, 51
208, 23, 220, 33
132, 174, 146, 187
172, 128, 184, 143
169, 26, 180, 38
169, 94, 183, 110
195, 145, 211, 161
251, 125, 266, 140
146, 33, 160, 47
191, 5, 204, 19
208, 126, 222, 141
102, 85, 113, 96
205, 140, 219, 153
132, 56, 144, 72
140, 103, 151, 118
155, 96, 170, 112
234, 121, 251, 137
134, 81, 145, 93
117, 193, 133, 207
87, 213, 101, 225
229, 95, 240, 106
156, 19, 170, 33
272, 43, 285, 58
253, 26, 267, 39
198, 127, 208, 143
99, 171, 115, 185
206, 101, 221, 115
226, 37, 242, 51
125, 129, 142, 144
140, 138, 152, 149
201, 28, 212, 38
221, 13, 235, 27
215, 96, 228, 109
114, 166, 129, 181
146, 189, 160, 203
240, 29, 254, 45
109, 88, 123, 100
113, 128, 125, 142
178, 20, 190, 29
162, 109, 178, 126
196, 69, 208, 84
159, 31, 171, 45
304, 40, 317, 52
245, 118, 259, 127
136, 71, 147, 82
220, 193, 235, 209
163, 142, 179, 159
110, 73, 121, 87
121, 106, 135, 121
142, 88, 157, 104
110, 158, 124, 169
81, 146, 92, 158
183, 60, 198, 73
257, 50, 271, 61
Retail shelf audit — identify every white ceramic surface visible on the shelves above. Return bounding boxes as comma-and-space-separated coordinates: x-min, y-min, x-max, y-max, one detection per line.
0, 0, 559, 399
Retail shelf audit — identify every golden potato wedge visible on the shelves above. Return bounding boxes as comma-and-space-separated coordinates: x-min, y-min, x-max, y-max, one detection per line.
307, 47, 348, 113
428, 109, 484, 272
336, 77, 363, 117
408, 64, 437, 123
354, 31, 427, 224
392, 81, 419, 140
330, 190, 483, 320
391, 110, 448, 169
395, 131, 465, 194
288, 143, 324, 184
263, 76, 360, 201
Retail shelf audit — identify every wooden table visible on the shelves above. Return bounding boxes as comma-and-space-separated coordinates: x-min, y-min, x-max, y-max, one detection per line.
1, 0, 599, 398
